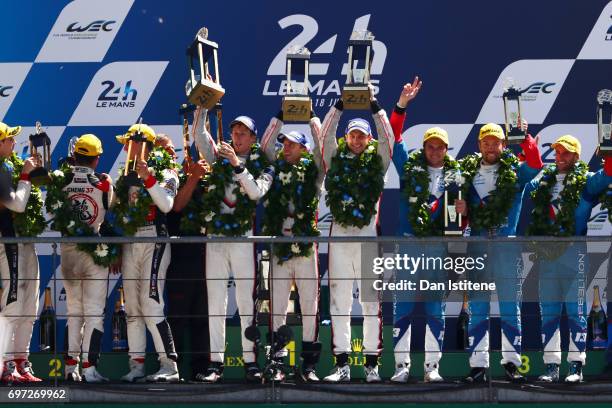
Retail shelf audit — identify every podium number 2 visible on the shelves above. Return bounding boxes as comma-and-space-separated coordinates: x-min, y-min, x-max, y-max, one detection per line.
49, 359, 62, 377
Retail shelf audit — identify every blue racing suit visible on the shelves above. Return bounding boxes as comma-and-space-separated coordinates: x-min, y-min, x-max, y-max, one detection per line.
462, 154, 540, 369
390, 106, 448, 368
524, 163, 612, 365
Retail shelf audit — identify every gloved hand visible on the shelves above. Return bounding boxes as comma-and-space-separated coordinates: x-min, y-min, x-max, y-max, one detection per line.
519, 134, 543, 169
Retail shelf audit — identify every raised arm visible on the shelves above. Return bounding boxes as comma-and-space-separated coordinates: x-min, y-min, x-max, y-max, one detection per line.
309, 114, 325, 189
260, 113, 283, 162
372, 100, 394, 172
319, 100, 342, 173
192, 107, 218, 164
1, 157, 36, 213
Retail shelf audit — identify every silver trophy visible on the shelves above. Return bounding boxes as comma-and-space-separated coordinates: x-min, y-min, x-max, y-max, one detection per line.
28, 121, 52, 186
342, 30, 374, 110
597, 89, 612, 157
282, 45, 311, 122
186, 27, 225, 109
444, 169, 463, 236
502, 78, 526, 145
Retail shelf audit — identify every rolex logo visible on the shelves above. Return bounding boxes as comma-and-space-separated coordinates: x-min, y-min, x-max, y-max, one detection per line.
351, 338, 363, 353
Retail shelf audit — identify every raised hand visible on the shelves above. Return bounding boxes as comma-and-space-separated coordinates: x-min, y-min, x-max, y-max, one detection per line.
398, 76, 422, 108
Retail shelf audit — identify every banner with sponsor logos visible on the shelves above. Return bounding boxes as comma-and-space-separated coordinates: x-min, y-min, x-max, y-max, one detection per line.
0, 0, 610, 354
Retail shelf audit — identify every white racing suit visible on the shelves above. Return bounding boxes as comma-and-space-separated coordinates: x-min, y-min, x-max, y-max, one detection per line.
260, 115, 323, 358
122, 168, 179, 363
194, 109, 274, 365
0, 174, 39, 363
61, 166, 113, 368
320, 102, 394, 360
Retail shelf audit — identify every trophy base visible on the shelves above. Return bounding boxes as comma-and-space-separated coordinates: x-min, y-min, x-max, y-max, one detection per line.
342, 86, 370, 110
506, 133, 526, 145
282, 96, 311, 122
598, 144, 612, 157
29, 168, 51, 186
444, 230, 463, 236
123, 171, 142, 187
187, 80, 225, 110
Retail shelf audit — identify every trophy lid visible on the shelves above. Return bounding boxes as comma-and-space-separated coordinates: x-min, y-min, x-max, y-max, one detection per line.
597, 89, 612, 105
187, 27, 219, 60
349, 29, 374, 43
502, 78, 522, 99
286, 45, 310, 60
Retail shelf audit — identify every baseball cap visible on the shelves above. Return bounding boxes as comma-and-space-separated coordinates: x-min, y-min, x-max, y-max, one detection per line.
478, 123, 505, 141
0, 122, 22, 141
423, 127, 449, 145
551, 134, 581, 156
230, 116, 257, 136
74, 134, 103, 157
278, 130, 310, 151
116, 123, 156, 144
345, 118, 371, 136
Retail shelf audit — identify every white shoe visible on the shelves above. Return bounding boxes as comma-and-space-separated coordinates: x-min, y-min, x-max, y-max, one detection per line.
390, 363, 410, 383
64, 363, 82, 382
121, 359, 145, 383
146, 357, 179, 383
83, 366, 109, 383
364, 365, 382, 383
323, 365, 350, 382
424, 363, 443, 383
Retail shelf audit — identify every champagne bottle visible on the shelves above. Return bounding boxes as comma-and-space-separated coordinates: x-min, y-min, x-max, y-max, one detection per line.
112, 286, 128, 352
457, 291, 470, 350
39, 288, 55, 352
587, 285, 608, 349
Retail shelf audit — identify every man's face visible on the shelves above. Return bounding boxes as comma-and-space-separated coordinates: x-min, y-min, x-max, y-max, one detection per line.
230, 123, 256, 156
478, 136, 504, 164
346, 129, 371, 155
555, 146, 579, 173
0, 137, 15, 158
423, 138, 447, 168
282, 139, 306, 164
156, 135, 176, 159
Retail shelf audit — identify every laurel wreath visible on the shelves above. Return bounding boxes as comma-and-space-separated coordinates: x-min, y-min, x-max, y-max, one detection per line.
527, 161, 588, 237
107, 147, 177, 237
459, 150, 520, 232
325, 138, 384, 228
262, 151, 320, 263
0, 153, 45, 236
45, 167, 120, 266
199, 143, 269, 236
402, 150, 459, 237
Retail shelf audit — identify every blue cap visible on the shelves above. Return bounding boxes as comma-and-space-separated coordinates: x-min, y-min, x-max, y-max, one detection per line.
278, 130, 310, 151
230, 116, 257, 136
345, 118, 371, 136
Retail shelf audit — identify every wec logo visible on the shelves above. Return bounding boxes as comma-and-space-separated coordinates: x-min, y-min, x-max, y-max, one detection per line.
0, 86, 12, 97
521, 82, 555, 94
96, 80, 137, 108
66, 20, 116, 32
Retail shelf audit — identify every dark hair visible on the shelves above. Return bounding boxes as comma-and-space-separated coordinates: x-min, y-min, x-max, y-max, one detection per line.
74, 153, 98, 166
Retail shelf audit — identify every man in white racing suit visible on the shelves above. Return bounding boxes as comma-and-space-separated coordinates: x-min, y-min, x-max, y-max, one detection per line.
319, 86, 394, 383
0, 122, 42, 383
52, 134, 115, 383
194, 111, 274, 383
114, 124, 180, 383
260, 110, 323, 382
